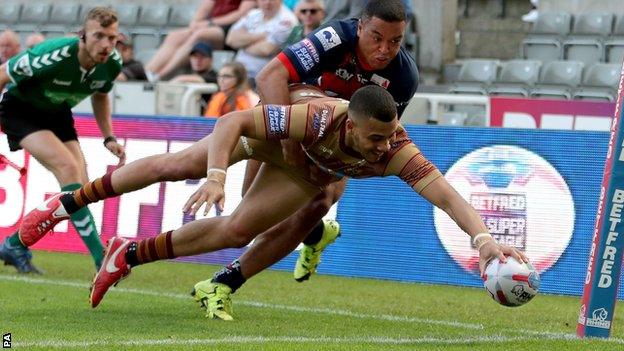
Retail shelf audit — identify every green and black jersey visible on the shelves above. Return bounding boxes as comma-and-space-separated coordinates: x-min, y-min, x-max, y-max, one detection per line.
5, 37, 122, 112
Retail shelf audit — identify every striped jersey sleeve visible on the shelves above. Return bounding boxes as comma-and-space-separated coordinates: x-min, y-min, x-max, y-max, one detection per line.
384, 130, 442, 193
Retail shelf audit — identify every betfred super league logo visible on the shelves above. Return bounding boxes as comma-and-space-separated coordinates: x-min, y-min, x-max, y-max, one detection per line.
434, 145, 575, 274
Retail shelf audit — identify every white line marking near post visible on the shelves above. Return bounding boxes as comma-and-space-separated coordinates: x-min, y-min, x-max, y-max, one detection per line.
2, 274, 623, 345
13, 334, 624, 349
0, 274, 482, 329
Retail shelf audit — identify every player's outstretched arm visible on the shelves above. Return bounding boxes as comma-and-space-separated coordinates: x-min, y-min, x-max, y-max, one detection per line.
418, 176, 529, 274
91, 92, 126, 165
183, 109, 257, 216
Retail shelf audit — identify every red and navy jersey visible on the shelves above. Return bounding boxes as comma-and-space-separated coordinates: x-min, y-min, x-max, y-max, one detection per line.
278, 18, 419, 117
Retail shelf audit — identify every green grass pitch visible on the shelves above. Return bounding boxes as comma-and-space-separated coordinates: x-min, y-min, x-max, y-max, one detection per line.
1, 251, 623, 350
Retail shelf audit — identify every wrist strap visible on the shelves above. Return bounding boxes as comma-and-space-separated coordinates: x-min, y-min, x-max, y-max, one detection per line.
207, 167, 226, 187
473, 233, 494, 250
103, 135, 117, 146
207, 168, 227, 176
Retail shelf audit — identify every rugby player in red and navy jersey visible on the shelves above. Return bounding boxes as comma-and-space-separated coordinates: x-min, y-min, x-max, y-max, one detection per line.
199, 0, 420, 319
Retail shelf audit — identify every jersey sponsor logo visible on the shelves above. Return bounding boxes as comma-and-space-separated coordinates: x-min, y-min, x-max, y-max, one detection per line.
90, 80, 107, 90
371, 74, 390, 89
314, 27, 341, 51
266, 105, 289, 138
336, 68, 354, 81
312, 109, 330, 139
53, 79, 72, 86
291, 38, 319, 72
12, 55, 33, 77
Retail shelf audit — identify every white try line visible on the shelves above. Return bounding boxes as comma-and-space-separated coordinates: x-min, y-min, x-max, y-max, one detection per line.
0, 274, 482, 330
11, 334, 619, 349
1, 274, 623, 346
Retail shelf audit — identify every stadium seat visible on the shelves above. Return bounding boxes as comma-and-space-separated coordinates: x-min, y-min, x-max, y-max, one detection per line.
520, 12, 572, 64
605, 15, 624, 64
167, 5, 196, 29
487, 60, 541, 97
439, 112, 467, 126
448, 59, 499, 95
562, 38, 604, 66
212, 50, 237, 72
614, 14, 624, 36
0, 2, 22, 31
530, 60, 584, 99
562, 13, 613, 66
132, 33, 162, 52
521, 37, 562, 63
573, 63, 620, 101
399, 96, 429, 125
605, 41, 624, 64
530, 12, 573, 35
571, 12, 614, 37
42, 4, 81, 38
112, 4, 140, 28
403, 11, 419, 61
13, 2, 51, 33
135, 5, 170, 28
131, 5, 170, 52
15, 31, 37, 45
78, 4, 100, 23
135, 48, 158, 65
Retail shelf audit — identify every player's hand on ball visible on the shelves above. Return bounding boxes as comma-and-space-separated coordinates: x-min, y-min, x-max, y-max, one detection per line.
478, 240, 529, 275
105, 141, 126, 166
183, 180, 225, 216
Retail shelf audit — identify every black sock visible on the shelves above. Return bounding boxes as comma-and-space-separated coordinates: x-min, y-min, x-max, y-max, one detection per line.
303, 220, 324, 246
125, 242, 139, 267
212, 260, 246, 293
60, 193, 81, 214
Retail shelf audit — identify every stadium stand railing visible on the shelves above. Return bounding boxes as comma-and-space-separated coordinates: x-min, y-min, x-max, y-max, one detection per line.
72, 82, 218, 117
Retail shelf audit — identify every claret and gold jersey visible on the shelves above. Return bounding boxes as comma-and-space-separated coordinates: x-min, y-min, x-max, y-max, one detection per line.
243, 86, 441, 192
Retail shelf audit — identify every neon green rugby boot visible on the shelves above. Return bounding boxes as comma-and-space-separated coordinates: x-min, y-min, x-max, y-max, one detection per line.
294, 219, 341, 282
191, 280, 233, 321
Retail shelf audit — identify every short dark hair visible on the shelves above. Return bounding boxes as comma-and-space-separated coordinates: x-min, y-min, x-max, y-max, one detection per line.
349, 85, 397, 123
361, 0, 406, 23
85, 7, 118, 27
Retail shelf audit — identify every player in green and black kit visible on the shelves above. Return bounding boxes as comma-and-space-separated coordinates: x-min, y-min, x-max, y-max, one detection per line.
0, 7, 126, 273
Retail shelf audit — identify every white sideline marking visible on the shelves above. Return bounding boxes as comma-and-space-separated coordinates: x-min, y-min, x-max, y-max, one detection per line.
13, 334, 622, 349
2, 274, 624, 345
0, 274, 483, 330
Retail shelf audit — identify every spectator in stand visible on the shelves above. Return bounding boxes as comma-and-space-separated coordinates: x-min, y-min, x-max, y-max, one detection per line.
283, 0, 325, 48
0, 30, 21, 64
145, 0, 256, 82
115, 34, 147, 81
24, 33, 46, 49
226, 0, 297, 80
165, 42, 218, 84
204, 62, 259, 118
